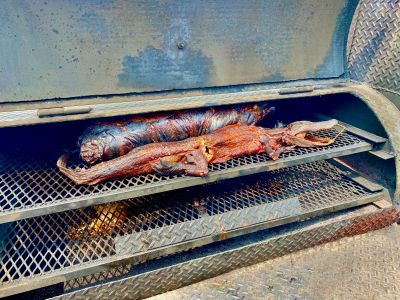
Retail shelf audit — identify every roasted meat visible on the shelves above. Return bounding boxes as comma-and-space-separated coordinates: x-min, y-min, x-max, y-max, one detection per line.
78, 103, 272, 165
58, 120, 342, 185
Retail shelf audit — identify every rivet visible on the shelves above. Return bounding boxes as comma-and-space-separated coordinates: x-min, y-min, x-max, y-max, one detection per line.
177, 41, 186, 50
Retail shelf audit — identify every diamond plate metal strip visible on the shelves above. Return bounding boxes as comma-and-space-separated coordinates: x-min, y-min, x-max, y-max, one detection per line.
54, 207, 399, 300
115, 198, 301, 255
148, 225, 400, 300
115, 217, 217, 255
215, 197, 302, 232
348, 0, 400, 94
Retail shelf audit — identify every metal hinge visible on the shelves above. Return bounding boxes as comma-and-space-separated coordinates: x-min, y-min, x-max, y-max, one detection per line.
37, 106, 92, 118
278, 85, 315, 95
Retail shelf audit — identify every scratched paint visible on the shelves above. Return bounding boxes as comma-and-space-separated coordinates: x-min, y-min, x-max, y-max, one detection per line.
118, 46, 212, 89
0, 0, 358, 103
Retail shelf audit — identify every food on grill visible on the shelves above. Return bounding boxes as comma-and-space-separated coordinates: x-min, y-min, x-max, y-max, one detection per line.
58, 119, 342, 185
68, 203, 128, 240
78, 103, 273, 165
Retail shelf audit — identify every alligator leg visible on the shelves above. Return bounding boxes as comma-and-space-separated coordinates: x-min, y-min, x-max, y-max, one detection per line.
284, 119, 340, 147
260, 135, 274, 158
153, 149, 209, 176
287, 119, 338, 136
269, 146, 287, 160
260, 135, 292, 160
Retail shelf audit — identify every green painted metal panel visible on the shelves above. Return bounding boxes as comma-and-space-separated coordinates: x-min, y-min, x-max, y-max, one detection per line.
0, 0, 357, 103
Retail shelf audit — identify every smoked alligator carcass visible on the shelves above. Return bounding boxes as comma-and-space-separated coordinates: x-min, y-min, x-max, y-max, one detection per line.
58, 119, 342, 185
78, 103, 273, 165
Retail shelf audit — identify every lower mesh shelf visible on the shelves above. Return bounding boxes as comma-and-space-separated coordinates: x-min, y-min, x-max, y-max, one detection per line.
0, 160, 384, 297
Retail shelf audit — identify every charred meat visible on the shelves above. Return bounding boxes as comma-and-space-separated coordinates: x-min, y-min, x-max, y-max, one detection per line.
58, 120, 341, 185
79, 103, 272, 165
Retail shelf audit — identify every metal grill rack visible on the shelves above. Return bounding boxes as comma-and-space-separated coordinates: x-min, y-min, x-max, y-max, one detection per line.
0, 160, 384, 297
0, 127, 376, 223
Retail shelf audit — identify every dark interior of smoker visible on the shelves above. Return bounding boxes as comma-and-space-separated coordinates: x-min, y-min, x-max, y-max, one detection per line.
0, 93, 388, 148
0, 92, 394, 191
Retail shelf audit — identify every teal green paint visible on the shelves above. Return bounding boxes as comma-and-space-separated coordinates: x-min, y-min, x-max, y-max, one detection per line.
118, 46, 212, 89
0, 0, 357, 103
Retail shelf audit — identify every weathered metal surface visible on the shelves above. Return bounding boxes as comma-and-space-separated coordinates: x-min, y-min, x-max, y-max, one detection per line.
348, 0, 400, 101
0, 161, 384, 297
346, 85, 400, 205
148, 224, 400, 300
0, 0, 357, 103
0, 128, 371, 222
52, 205, 398, 300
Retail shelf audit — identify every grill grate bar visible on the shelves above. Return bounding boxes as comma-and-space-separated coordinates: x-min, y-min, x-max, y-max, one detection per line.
0, 160, 383, 297
0, 128, 373, 222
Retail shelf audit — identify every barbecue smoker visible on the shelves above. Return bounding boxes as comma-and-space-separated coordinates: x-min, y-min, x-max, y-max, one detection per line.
0, 0, 399, 299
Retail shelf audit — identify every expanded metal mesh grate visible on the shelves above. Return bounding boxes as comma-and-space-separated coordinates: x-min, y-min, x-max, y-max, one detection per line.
0, 128, 369, 219
0, 160, 379, 290
65, 264, 132, 291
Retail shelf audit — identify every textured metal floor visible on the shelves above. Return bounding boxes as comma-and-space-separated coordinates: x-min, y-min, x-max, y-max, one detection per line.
148, 224, 400, 300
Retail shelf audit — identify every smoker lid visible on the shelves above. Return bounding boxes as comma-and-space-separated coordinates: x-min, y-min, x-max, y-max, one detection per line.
0, 0, 358, 104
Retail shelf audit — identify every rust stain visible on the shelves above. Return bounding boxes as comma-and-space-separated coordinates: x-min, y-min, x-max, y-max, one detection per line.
220, 231, 228, 241
262, 209, 399, 263
322, 209, 399, 244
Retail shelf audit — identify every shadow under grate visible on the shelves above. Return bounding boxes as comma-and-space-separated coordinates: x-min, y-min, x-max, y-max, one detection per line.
0, 160, 382, 295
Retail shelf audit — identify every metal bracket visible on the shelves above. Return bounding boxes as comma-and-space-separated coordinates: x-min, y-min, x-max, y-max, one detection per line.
278, 85, 315, 95
314, 113, 394, 160
37, 106, 92, 118
329, 159, 384, 193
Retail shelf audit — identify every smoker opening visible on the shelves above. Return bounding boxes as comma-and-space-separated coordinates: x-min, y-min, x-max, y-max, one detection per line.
0, 92, 395, 296
0, 93, 393, 219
